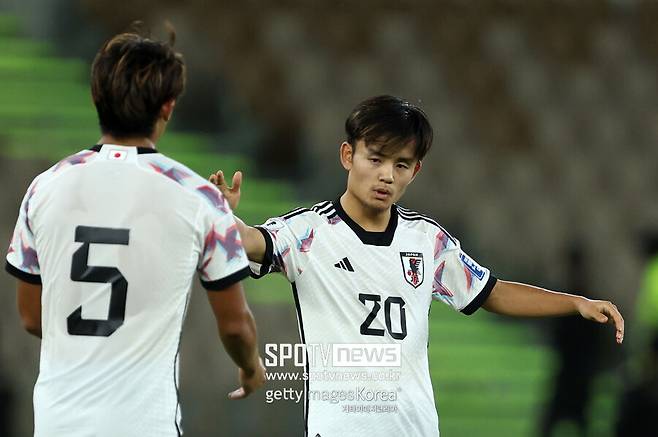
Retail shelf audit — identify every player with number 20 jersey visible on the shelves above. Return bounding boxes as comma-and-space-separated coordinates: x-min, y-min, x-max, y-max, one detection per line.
211, 95, 624, 436
250, 199, 496, 436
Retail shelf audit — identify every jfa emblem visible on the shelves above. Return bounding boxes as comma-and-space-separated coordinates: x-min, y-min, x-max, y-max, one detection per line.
400, 252, 424, 288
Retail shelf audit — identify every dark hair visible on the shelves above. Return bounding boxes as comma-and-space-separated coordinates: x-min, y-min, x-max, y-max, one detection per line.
345, 95, 433, 161
91, 24, 186, 138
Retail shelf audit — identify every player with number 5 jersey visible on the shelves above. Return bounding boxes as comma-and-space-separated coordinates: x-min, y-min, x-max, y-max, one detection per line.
5, 25, 265, 437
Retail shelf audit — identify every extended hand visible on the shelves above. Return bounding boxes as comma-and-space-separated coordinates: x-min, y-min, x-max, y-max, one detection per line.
209, 170, 242, 210
576, 298, 625, 344
228, 357, 266, 400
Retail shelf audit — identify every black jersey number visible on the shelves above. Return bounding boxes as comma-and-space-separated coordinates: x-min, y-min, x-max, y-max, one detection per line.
67, 226, 130, 337
358, 293, 407, 340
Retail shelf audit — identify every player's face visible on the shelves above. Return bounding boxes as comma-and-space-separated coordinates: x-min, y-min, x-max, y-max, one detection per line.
342, 139, 421, 213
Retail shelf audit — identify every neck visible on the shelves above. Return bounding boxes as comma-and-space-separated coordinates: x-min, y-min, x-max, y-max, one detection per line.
98, 134, 157, 149
340, 191, 391, 232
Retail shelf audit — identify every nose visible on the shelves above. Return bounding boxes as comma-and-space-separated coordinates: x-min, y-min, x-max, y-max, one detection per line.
379, 163, 394, 184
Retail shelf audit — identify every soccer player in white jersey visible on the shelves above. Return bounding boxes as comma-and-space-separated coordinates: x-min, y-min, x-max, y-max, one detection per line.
5, 28, 265, 436
211, 95, 625, 436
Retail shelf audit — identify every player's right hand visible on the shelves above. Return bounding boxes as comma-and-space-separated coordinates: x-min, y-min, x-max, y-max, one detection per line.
228, 357, 266, 400
576, 298, 625, 344
209, 170, 242, 211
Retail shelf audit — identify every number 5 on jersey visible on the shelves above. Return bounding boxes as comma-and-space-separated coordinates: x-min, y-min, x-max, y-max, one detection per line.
67, 226, 130, 337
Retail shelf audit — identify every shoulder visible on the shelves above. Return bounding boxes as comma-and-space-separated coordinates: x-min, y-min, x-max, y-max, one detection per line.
396, 204, 458, 246
139, 153, 231, 215
276, 200, 336, 224
26, 148, 100, 198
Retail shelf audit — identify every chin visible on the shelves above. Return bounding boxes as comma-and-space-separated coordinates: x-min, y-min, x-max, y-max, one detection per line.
366, 197, 393, 212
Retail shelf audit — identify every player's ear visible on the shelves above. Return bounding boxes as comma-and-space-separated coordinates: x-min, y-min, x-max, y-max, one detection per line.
160, 99, 176, 122
339, 142, 353, 171
410, 160, 422, 181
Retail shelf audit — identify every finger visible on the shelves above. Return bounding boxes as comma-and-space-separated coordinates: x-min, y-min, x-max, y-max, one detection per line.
209, 171, 224, 186
602, 305, 622, 327
604, 305, 624, 344
227, 387, 247, 400
215, 170, 226, 187
594, 313, 609, 324
231, 171, 242, 192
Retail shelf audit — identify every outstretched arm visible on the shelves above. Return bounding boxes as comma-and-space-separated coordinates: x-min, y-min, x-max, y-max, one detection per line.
210, 170, 266, 263
483, 280, 624, 344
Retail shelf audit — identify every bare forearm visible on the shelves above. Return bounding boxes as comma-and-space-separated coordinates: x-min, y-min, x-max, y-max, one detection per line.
483, 279, 625, 344
17, 281, 42, 338
233, 215, 266, 263
218, 310, 260, 373
25, 326, 42, 338
483, 280, 584, 317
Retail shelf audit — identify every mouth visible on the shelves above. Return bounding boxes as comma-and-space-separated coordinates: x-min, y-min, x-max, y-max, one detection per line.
373, 188, 392, 200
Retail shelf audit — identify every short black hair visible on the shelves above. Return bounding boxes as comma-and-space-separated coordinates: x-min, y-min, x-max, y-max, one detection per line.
345, 95, 433, 161
91, 24, 186, 138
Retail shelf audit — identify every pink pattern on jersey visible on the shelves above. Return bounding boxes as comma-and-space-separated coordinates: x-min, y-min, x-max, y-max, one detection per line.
23, 183, 38, 232
328, 215, 342, 225
7, 242, 15, 254
434, 230, 450, 259
298, 228, 315, 253
149, 162, 191, 184
432, 260, 454, 297
201, 224, 244, 272
272, 246, 290, 275
23, 183, 37, 215
54, 150, 96, 172
20, 236, 39, 272
463, 266, 473, 290
197, 185, 229, 213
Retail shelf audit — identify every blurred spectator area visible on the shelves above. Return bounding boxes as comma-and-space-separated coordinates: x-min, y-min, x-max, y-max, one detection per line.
59, 0, 658, 313
1, 0, 654, 306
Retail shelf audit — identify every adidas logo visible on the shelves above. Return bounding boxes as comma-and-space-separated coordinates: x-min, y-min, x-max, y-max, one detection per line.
334, 257, 354, 272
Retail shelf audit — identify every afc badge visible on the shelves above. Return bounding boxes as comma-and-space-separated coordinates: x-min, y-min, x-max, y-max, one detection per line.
400, 252, 424, 288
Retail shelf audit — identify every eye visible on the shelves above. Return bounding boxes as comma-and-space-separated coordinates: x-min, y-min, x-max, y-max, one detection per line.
397, 163, 409, 169
369, 157, 381, 164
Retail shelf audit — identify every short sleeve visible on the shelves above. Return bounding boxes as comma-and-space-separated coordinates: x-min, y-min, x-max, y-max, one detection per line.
5, 178, 42, 284
197, 201, 250, 291
431, 229, 496, 315
249, 211, 315, 283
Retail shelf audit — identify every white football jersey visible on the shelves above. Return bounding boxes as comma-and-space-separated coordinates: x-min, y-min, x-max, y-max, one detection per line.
251, 200, 496, 437
5, 144, 250, 437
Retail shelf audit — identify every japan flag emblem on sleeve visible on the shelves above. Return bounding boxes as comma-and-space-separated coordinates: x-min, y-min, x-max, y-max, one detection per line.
400, 252, 424, 288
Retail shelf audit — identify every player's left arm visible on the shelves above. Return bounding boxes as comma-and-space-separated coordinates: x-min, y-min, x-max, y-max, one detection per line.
16, 279, 42, 338
482, 280, 624, 344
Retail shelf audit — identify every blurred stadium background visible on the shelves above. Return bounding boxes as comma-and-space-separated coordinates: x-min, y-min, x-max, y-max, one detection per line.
1, 0, 657, 436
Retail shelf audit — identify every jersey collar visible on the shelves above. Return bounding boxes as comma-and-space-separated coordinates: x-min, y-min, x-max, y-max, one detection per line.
332, 199, 398, 246
90, 144, 159, 154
